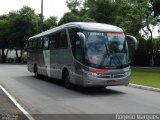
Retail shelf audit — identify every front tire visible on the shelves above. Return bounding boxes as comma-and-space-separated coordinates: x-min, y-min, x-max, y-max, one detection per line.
63, 71, 72, 89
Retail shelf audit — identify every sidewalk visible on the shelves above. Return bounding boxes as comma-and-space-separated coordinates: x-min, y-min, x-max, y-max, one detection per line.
0, 87, 29, 120
129, 83, 160, 93
131, 66, 160, 70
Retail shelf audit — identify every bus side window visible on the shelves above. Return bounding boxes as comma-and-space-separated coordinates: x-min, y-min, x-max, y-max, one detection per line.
28, 41, 32, 50
68, 28, 78, 53
75, 38, 83, 62
32, 40, 37, 50
37, 37, 43, 50
49, 34, 57, 49
68, 28, 83, 62
59, 31, 68, 49
43, 36, 49, 50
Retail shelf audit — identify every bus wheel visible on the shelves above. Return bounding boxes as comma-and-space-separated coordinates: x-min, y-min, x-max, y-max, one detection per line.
63, 71, 72, 89
97, 86, 107, 89
34, 65, 40, 79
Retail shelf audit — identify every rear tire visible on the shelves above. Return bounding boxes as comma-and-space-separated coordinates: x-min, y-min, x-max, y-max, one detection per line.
98, 86, 107, 89
90, 86, 107, 89
34, 65, 40, 79
63, 70, 72, 89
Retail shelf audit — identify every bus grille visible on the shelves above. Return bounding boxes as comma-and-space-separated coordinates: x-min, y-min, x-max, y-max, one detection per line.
113, 74, 125, 78
99, 74, 125, 78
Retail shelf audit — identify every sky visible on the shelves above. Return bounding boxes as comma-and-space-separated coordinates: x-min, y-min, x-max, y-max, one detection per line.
140, 26, 160, 39
0, 0, 159, 38
0, 0, 69, 19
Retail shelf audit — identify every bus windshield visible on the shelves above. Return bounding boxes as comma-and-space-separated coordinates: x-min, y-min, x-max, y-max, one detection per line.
83, 31, 129, 68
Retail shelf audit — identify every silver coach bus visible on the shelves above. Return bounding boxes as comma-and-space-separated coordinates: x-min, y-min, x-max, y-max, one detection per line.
27, 22, 137, 88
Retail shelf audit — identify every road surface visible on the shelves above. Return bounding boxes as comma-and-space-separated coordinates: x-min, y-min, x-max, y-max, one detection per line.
0, 64, 160, 116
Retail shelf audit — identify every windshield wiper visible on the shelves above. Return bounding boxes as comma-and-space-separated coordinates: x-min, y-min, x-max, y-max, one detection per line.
99, 43, 110, 68
111, 51, 123, 68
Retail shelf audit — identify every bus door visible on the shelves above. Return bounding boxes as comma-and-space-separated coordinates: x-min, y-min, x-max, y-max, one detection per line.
42, 36, 51, 77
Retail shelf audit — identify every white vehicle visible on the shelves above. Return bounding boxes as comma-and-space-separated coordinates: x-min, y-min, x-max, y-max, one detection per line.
27, 22, 137, 88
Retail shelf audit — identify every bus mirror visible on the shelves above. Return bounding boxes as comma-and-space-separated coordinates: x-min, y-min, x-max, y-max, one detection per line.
125, 35, 138, 50
77, 32, 86, 47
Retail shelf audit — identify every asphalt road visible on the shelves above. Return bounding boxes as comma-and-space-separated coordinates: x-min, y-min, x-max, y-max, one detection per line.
0, 64, 160, 115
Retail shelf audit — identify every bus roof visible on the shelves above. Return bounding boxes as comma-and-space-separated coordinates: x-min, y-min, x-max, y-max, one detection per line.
29, 22, 123, 40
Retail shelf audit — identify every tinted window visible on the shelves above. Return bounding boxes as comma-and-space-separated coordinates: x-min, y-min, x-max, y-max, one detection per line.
37, 37, 43, 49
49, 34, 57, 49
75, 38, 83, 62
68, 28, 83, 62
28, 41, 32, 50
43, 36, 49, 50
68, 28, 80, 47
59, 31, 68, 48
32, 40, 37, 50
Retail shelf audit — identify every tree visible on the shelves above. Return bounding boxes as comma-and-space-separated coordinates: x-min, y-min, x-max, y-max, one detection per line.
152, 0, 160, 17
0, 15, 9, 62
61, 0, 160, 66
59, 0, 95, 25
115, 0, 159, 66
86, 0, 117, 24
8, 6, 39, 61
43, 16, 58, 30
153, 39, 160, 66
66, 0, 83, 13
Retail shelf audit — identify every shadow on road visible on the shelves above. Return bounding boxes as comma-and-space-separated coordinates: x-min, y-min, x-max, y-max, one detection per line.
13, 75, 125, 97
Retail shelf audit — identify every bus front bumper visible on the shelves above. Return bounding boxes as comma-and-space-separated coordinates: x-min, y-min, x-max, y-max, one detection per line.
82, 70, 131, 87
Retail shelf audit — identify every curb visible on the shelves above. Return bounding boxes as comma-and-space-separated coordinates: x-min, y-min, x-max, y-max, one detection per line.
131, 66, 160, 70
129, 83, 160, 93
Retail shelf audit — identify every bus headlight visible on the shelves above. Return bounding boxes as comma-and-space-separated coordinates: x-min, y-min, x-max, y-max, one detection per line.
87, 72, 99, 77
83, 69, 111, 77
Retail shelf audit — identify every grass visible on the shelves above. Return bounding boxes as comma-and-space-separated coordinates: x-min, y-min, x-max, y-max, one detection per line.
131, 69, 160, 89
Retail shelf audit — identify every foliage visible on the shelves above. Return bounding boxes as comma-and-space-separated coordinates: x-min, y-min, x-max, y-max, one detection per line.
43, 16, 58, 31
153, 39, 160, 66
8, 6, 39, 50
152, 0, 160, 17
86, 0, 117, 24
0, 15, 9, 62
57, 0, 160, 66
59, 12, 95, 25
131, 69, 160, 88
0, 1, 159, 65
0, 15, 9, 48
0, 6, 58, 63
58, 0, 95, 25
5, 6, 41, 61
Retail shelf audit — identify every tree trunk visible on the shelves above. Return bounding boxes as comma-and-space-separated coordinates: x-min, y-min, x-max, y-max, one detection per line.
21, 49, 23, 58
20, 49, 23, 63
5, 49, 8, 58
146, 21, 154, 66
15, 49, 19, 60
1, 48, 6, 63
0, 50, 1, 62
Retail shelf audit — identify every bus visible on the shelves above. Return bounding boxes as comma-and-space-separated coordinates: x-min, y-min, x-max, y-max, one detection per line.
27, 22, 137, 88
